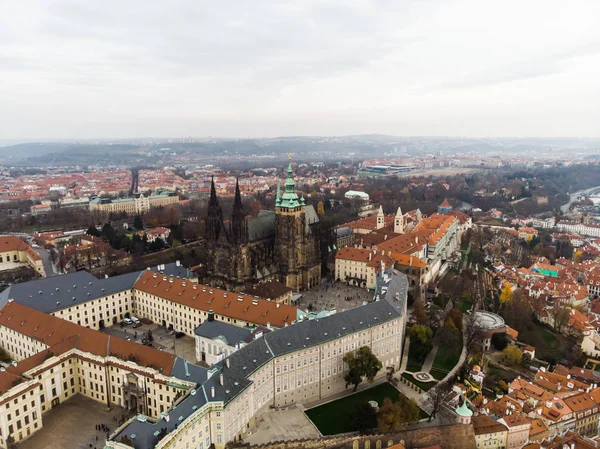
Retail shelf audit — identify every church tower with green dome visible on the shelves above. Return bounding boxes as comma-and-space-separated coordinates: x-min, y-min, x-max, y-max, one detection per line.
275, 156, 321, 291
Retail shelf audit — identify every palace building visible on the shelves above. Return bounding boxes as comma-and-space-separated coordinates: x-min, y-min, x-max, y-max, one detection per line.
0, 266, 408, 449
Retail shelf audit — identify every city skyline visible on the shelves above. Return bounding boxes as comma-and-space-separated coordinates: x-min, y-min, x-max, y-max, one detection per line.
2, 1, 600, 139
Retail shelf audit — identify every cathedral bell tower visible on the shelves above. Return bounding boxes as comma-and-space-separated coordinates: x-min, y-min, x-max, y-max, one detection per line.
275, 156, 307, 291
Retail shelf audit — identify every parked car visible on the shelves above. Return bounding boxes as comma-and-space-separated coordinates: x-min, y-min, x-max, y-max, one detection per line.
123, 318, 133, 325
175, 332, 185, 339
132, 321, 142, 328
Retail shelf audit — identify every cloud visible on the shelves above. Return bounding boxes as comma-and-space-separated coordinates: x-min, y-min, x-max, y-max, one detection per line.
1, 0, 600, 138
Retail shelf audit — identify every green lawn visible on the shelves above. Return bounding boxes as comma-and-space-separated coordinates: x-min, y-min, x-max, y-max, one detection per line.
432, 346, 460, 373
518, 322, 562, 361
429, 369, 448, 381
305, 383, 428, 435
405, 361, 423, 372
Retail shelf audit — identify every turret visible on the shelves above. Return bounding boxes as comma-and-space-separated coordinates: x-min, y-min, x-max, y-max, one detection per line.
376, 205, 385, 230
394, 206, 404, 233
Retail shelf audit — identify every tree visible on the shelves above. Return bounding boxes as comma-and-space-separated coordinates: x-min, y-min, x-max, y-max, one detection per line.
133, 214, 144, 230
412, 299, 428, 325
351, 402, 377, 434
549, 306, 571, 333
86, 225, 100, 237
437, 321, 460, 363
500, 284, 513, 304
377, 396, 420, 432
502, 345, 522, 365
317, 201, 325, 216
491, 332, 509, 351
149, 237, 166, 252
343, 346, 382, 391
408, 325, 434, 362
427, 381, 452, 421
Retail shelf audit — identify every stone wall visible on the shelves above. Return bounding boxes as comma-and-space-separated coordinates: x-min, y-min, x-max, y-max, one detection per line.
228, 424, 475, 449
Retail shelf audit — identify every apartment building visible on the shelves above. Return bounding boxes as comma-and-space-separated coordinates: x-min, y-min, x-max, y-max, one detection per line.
89, 191, 179, 215
497, 413, 531, 449
563, 393, 599, 437
0, 236, 45, 277
472, 414, 508, 449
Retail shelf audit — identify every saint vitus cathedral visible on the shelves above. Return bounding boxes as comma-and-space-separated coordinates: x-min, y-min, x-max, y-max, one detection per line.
202, 161, 321, 292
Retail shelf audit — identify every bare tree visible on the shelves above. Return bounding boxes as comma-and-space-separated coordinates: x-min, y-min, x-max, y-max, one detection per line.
428, 381, 453, 422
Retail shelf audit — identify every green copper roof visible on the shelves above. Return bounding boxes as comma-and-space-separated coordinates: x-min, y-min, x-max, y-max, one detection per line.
456, 399, 473, 417
279, 162, 301, 209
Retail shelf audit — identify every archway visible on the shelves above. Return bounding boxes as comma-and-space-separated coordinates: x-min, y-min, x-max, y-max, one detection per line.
129, 395, 138, 412
98, 320, 105, 330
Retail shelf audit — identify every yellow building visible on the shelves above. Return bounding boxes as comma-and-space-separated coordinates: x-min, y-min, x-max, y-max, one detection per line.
89, 191, 179, 215
472, 414, 508, 449
0, 236, 45, 277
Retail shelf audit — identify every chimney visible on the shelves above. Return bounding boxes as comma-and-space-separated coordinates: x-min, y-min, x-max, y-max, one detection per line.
208, 310, 215, 322
211, 386, 215, 398
219, 374, 223, 385
176, 260, 180, 267
369, 252, 372, 261
226, 358, 230, 369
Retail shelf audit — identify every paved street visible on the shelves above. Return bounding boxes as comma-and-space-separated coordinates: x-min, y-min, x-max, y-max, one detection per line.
19, 395, 126, 449
296, 278, 371, 313
35, 247, 58, 277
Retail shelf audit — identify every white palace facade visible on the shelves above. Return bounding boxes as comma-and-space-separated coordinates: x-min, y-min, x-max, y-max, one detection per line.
0, 267, 408, 449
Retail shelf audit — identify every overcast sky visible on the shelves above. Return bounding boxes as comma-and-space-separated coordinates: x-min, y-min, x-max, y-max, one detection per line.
2, 0, 600, 139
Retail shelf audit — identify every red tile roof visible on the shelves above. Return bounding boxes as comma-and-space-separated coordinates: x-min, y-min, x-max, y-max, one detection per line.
134, 271, 297, 328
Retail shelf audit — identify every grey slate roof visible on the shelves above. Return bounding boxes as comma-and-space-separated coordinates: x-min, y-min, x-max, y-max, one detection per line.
0, 270, 142, 313
304, 204, 319, 234
335, 225, 353, 237
193, 320, 252, 347
150, 262, 191, 279
247, 210, 276, 242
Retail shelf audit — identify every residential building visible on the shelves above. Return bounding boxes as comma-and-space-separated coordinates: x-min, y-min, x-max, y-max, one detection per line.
472, 414, 508, 449
334, 247, 394, 289
562, 392, 599, 437
0, 236, 45, 277
498, 413, 531, 449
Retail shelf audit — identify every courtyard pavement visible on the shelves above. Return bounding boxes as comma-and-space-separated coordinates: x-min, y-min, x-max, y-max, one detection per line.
101, 323, 197, 363
244, 406, 320, 445
19, 395, 127, 449
296, 278, 372, 313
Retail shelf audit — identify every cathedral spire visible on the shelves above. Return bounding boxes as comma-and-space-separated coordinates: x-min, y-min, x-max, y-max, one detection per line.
234, 177, 242, 209
206, 176, 222, 241
231, 177, 247, 245
275, 179, 281, 206
279, 157, 300, 209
